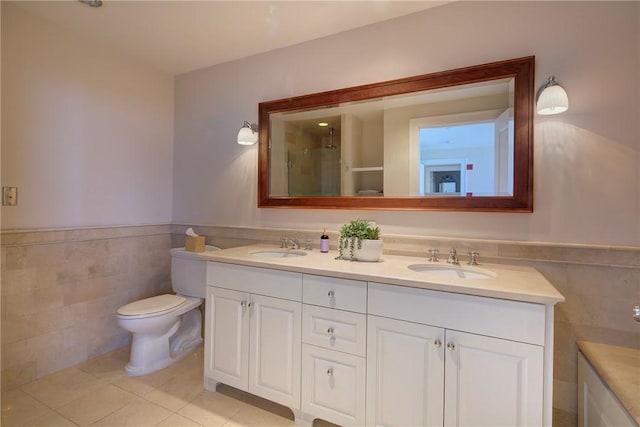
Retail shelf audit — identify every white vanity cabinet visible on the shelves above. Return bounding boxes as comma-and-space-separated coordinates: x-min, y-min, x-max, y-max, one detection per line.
367, 282, 547, 427
205, 262, 302, 410
203, 252, 560, 427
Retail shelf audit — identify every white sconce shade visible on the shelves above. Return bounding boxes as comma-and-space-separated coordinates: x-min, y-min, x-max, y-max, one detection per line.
536, 76, 569, 115
237, 121, 258, 145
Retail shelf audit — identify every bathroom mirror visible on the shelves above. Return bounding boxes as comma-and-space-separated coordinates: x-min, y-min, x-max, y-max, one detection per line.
258, 56, 534, 211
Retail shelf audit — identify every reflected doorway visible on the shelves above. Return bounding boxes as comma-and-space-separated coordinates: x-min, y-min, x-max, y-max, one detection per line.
410, 110, 513, 197
421, 159, 465, 195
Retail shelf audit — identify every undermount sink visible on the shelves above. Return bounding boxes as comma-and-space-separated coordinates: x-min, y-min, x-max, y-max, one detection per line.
408, 264, 495, 279
250, 249, 308, 258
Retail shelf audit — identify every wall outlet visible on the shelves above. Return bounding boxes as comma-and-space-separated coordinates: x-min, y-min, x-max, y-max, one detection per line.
2, 187, 18, 206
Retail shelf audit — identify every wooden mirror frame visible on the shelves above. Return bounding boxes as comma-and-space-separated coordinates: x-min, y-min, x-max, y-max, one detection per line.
258, 56, 534, 212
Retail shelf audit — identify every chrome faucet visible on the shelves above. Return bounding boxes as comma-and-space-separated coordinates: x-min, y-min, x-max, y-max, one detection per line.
446, 248, 459, 265
281, 237, 300, 250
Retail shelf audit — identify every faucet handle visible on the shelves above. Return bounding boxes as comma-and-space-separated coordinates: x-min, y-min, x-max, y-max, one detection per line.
467, 251, 479, 266
304, 239, 313, 251
427, 248, 439, 262
280, 237, 287, 248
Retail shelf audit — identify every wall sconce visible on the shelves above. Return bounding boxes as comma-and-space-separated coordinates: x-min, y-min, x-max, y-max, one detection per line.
536, 76, 569, 115
237, 121, 258, 145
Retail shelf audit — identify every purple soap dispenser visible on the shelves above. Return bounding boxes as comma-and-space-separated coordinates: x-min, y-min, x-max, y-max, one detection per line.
320, 228, 329, 253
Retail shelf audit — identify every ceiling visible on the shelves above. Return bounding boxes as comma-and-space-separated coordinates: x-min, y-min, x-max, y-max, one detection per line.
12, 1, 449, 76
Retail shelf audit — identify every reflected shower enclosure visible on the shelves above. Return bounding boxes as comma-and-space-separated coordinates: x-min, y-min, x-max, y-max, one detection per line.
282, 122, 341, 196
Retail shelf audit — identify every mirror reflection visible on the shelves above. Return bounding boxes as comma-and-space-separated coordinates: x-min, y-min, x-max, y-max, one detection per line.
269, 78, 514, 198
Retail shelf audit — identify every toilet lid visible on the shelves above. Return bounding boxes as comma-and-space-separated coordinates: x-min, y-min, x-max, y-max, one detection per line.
117, 294, 186, 316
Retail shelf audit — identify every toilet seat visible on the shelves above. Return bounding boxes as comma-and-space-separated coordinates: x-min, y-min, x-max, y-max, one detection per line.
117, 294, 186, 317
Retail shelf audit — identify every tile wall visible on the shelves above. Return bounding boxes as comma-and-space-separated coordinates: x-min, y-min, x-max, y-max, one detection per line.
1, 225, 173, 390
2, 223, 638, 426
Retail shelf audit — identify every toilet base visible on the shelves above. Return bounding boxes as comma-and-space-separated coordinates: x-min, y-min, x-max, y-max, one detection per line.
125, 308, 202, 376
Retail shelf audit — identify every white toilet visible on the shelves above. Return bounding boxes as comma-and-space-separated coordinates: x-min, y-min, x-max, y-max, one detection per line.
116, 246, 219, 376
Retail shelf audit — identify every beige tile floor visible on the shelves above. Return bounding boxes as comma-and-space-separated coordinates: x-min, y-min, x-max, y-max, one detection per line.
1, 345, 297, 427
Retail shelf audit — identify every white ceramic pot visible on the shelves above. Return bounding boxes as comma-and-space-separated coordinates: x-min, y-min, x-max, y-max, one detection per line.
353, 239, 383, 262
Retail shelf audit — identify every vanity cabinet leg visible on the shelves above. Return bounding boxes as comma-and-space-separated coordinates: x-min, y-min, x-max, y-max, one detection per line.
204, 377, 220, 392
292, 409, 314, 427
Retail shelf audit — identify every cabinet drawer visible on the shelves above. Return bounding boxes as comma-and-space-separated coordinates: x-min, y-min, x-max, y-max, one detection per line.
303, 275, 366, 313
368, 282, 546, 345
207, 262, 302, 302
302, 305, 366, 357
302, 344, 366, 427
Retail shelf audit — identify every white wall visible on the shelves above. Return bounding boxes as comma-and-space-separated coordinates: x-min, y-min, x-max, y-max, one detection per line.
179, 1, 634, 247
1, 3, 174, 230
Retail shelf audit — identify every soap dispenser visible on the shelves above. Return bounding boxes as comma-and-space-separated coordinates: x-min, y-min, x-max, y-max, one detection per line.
320, 228, 329, 253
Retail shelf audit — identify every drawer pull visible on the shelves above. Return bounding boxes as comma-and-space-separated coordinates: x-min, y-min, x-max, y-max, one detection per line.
447, 342, 456, 351
327, 327, 335, 335
326, 368, 334, 376
434, 339, 442, 348
327, 290, 335, 298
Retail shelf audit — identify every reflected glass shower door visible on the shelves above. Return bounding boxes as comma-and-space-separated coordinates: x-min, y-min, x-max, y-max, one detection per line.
288, 147, 340, 196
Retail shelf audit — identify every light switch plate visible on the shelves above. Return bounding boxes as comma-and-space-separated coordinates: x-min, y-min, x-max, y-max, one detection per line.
2, 187, 18, 206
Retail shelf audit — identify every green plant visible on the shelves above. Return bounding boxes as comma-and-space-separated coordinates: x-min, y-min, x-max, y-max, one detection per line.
337, 219, 381, 260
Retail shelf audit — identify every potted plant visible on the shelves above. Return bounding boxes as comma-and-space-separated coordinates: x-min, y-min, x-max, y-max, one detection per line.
337, 219, 383, 262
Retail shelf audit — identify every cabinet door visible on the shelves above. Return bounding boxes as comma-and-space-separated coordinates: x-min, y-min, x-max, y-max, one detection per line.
249, 294, 302, 409
366, 315, 445, 427
444, 330, 544, 427
204, 287, 250, 390
301, 344, 366, 426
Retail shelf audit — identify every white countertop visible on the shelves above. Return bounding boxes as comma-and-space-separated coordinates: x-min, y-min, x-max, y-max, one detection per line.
193, 244, 564, 305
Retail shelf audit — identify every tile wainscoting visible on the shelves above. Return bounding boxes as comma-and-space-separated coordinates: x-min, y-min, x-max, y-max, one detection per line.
173, 224, 640, 427
2, 223, 637, 426
1, 224, 173, 390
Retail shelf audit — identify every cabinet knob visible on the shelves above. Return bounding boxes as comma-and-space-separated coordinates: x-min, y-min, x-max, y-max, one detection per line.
327, 327, 335, 335
247, 301, 254, 309
447, 342, 455, 351
327, 290, 335, 298
240, 300, 247, 308
326, 368, 334, 376
434, 339, 442, 348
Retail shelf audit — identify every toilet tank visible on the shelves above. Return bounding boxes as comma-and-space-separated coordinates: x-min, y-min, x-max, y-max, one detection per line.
170, 246, 220, 298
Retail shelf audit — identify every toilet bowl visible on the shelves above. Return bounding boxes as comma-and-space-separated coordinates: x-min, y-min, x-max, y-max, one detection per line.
116, 245, 219, 376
